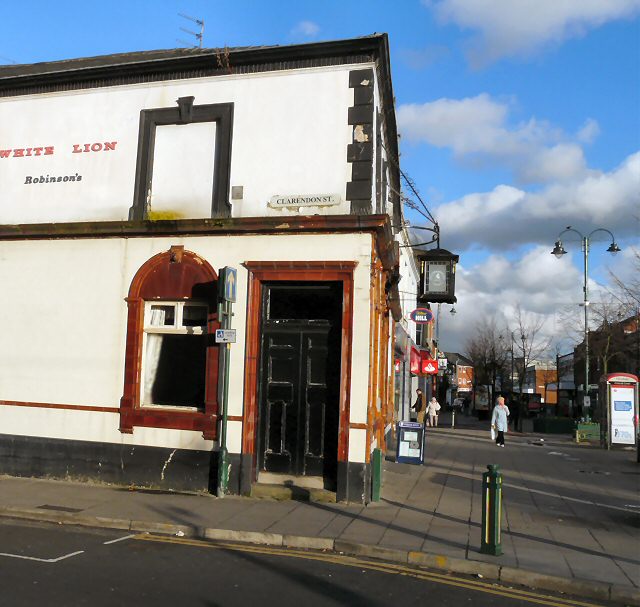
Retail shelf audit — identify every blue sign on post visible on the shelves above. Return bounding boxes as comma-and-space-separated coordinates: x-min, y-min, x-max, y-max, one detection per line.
221, 266, 237, 303
396, 421, 425, 464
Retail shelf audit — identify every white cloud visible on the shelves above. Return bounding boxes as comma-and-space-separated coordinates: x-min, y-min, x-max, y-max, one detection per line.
290, 20, 320, 38
398, 94, 594, 184
576, 118, 600, 144
427, 0, 640, 66
434, 151, 640, 251
519, 143, 588, 183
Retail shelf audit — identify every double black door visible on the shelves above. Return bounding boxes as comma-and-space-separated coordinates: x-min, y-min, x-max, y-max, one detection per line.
258, 282, 342, 481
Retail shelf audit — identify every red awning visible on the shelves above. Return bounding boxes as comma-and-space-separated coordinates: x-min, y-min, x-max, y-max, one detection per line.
410, 347, 421, 375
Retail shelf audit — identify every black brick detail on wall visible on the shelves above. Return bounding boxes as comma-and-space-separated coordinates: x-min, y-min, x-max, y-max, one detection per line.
348, 104, 374, 125
347, 142, 373, 163
351, 161, 373, 181
353, 87, 374, 105
347, 68, 375, 215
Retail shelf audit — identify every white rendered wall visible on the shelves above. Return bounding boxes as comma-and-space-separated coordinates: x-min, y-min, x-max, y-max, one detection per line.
348, 428, 367, 463
0, 232, 373, 453
398, 235, 419, 344
0, 64, 365, 224
0, 408, 214, 451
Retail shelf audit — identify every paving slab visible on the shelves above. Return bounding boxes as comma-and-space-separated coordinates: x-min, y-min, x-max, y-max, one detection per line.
509, 534, 573, 578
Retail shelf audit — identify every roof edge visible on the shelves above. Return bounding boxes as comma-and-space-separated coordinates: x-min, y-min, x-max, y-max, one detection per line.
0, 34, 387, 87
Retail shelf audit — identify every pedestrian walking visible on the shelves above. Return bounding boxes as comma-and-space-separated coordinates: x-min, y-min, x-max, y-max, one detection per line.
413, 388, 426, 425
426, 396, 441, 427
491, 396, 510, 447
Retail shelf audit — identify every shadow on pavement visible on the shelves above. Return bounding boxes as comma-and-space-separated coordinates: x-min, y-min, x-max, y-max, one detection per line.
380, 497, 640, 565
139, 489, 640, 567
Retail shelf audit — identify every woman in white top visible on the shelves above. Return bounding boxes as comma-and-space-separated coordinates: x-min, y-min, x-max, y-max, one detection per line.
426, 397, 441, 427
491, 396, 510, 447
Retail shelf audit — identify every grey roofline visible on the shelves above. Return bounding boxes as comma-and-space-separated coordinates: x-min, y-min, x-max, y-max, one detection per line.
0, 34, 385, 81
444, 352, 474, 367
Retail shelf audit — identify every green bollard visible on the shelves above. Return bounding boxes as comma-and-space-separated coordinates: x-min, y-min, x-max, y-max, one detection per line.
480, 464, 503, 556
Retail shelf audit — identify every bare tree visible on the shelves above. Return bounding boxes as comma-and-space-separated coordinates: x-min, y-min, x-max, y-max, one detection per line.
589, 299, 632, 377
509, 305, 553, 430
464, 317, 509, 410
556, 296, 629, 377
608, 246, 640, 312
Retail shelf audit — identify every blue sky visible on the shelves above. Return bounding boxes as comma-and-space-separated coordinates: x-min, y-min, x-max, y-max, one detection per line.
2, 0, 639, 352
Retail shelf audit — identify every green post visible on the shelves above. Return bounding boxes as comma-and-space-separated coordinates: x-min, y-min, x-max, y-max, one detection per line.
371, 447, 382, 502
217, 341, 231, 496
216, 268, 236, 498
216, 298, 230, 497
480, 464, 503, 556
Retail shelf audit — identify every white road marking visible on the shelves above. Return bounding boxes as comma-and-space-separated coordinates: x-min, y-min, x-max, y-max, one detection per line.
0, 550, 84, 563
103, 534, 136, 545
0, 533, 136, 563
503, 482, 640, 514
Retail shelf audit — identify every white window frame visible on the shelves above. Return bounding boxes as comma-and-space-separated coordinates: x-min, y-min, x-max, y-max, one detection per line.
140, 300, 209, 409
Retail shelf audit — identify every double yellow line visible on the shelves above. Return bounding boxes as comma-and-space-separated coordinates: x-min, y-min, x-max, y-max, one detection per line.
134, 534, 604, 607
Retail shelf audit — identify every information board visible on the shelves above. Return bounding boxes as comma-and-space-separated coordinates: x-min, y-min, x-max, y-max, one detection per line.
396, 421, 425, 465
610, 384, 636, 445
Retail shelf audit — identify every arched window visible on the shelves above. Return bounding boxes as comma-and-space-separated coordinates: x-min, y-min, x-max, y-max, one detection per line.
120, 246, 219, 439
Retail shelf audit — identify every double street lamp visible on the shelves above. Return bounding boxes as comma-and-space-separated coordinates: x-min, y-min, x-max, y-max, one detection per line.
551, 226, 621, 416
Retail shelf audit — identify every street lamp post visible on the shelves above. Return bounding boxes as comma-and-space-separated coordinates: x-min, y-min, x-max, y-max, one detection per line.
435, 304, 457, 404
551, 227, 621, 424
556, 350, 561, 415
500, 331, 522, 430
435, 303, 457, 343
510, 336, 515, 395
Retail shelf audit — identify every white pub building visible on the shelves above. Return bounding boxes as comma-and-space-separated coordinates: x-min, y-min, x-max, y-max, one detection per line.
0, 34, 420, 502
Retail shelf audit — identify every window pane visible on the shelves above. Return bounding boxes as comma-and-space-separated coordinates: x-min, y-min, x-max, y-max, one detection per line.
143, 333, 206, 408
182, 305, 208, 327
267, 282, 342, 321
426, 262, 447, 294
149, 122, 217, 219
149, 305, 175, 327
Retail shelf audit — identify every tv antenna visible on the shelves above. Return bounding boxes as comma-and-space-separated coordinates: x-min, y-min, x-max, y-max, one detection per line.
177, 13, 204, 48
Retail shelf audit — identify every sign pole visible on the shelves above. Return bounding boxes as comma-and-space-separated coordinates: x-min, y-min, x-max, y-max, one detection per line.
216, 297, 229, 496
216, 267, 236, 498
218, 301, 232, 496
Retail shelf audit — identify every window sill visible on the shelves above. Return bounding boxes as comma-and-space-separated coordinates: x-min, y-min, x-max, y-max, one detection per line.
120, 403, 217, 440
141, 404, 202, 412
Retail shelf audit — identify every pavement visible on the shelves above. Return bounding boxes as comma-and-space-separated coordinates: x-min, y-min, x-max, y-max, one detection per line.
1, 412, 638, 606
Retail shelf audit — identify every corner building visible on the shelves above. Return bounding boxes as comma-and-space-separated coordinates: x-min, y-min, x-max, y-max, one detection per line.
0, 35, 412, 503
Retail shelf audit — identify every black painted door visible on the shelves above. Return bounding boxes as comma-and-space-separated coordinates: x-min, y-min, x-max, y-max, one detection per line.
258, 283, 341, 480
